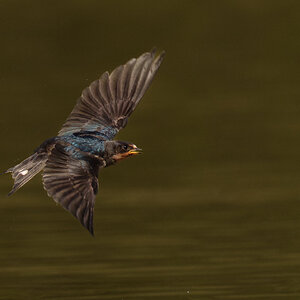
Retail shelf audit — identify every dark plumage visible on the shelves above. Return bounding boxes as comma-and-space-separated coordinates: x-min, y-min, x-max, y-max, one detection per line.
5, 49, 164, 235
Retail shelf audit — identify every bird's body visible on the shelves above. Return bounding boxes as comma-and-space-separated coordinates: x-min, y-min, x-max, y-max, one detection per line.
5, 49, 164, 235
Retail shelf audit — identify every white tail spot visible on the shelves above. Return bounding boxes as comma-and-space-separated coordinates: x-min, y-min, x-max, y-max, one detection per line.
20, 170, 28, 176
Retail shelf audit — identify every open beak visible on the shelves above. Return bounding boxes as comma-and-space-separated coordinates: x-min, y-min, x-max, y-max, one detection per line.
112, 145, 143, 161
128, 147, 143, 155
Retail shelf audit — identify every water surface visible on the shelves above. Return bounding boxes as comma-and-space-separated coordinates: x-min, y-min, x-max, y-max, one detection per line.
0, 1, 300, 299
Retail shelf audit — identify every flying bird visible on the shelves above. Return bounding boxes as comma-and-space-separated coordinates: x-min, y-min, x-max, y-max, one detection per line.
5, 49, 165, 235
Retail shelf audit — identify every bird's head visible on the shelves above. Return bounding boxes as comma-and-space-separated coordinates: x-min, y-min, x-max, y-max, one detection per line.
104, 141, 142, 164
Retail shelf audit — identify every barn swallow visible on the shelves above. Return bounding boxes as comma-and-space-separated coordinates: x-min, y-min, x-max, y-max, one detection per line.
5, 49, 164, 235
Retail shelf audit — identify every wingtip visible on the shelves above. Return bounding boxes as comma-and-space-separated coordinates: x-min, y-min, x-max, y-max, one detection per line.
150, 46, 165, 58
149, 47, 165, 58
0, 169, 11, 175
150, 47, 157, 56
159, 50, 166, 57
156, 50, 165, 63
7, 189, 15, 197
87, 226, 94, 236
152, 50, 165, 70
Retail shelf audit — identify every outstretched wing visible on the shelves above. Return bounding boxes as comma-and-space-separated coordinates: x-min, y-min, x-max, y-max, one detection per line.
42, 143, 102, 235
58, 49, 165, 139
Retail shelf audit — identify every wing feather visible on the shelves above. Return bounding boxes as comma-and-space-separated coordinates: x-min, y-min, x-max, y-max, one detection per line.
43, 143, 101, 235
58, 49, 165, 138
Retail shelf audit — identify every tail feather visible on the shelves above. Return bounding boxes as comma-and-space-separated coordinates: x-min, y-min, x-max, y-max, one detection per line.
6, 152, 48, 196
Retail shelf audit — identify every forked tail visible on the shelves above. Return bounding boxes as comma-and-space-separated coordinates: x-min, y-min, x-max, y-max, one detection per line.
5, 152, 48, 196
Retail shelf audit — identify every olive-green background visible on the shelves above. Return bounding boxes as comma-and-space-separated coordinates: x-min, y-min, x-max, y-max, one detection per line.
0, 1, 299, 299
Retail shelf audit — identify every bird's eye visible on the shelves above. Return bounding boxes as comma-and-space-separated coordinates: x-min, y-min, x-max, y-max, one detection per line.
122, 145, 128, 151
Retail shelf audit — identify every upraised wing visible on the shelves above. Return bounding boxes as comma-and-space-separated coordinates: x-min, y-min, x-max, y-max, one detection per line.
58, 49, 165, 139
42, 143, 102, 235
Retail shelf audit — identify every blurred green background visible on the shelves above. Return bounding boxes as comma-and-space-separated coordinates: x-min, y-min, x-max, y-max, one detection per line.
0, 1, 300, 299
